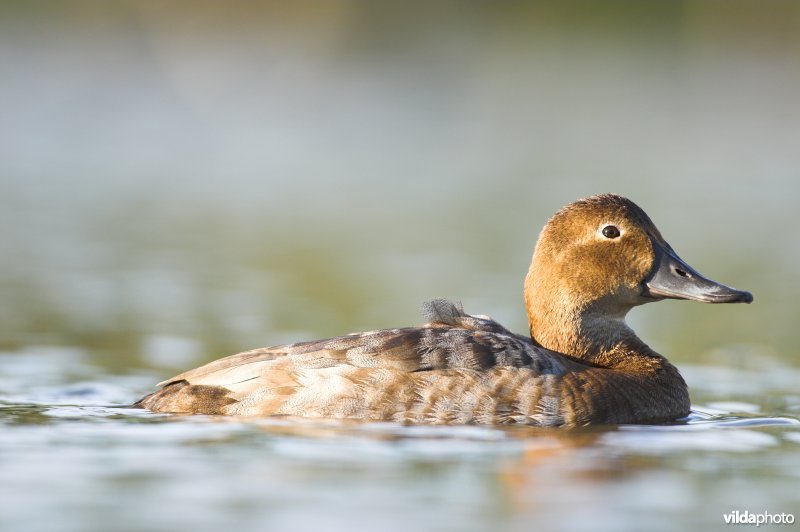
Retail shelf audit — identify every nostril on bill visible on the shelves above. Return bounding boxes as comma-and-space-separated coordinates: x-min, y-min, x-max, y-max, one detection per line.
674, 267, 689, 278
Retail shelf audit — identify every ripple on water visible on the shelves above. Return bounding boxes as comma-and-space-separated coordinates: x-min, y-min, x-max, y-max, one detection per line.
593, 406, 800, 455
1, 350, 800, 532
1, 347, 799, 462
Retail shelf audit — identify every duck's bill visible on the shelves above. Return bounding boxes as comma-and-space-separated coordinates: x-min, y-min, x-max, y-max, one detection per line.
642, 239, 753, 304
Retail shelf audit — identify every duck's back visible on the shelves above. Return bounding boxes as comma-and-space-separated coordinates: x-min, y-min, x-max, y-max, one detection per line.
135, 300, 576, 425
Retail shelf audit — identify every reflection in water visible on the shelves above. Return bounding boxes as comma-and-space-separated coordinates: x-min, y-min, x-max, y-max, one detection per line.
0, 348, 798, 532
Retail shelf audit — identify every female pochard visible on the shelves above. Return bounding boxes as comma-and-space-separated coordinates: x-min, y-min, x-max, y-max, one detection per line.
136, 194, 752, 426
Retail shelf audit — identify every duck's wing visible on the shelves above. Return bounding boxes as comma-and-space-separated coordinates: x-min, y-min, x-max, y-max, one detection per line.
154, 299, 549, 384
135, 299, 566, 418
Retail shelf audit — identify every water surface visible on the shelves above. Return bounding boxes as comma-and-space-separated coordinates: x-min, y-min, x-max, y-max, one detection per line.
2, 349, 798, 532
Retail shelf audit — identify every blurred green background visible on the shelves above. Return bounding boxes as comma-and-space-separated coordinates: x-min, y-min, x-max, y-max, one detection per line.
1, 0, 798, 375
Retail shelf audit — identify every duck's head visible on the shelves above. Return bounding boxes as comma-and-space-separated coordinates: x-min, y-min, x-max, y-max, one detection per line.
525, 194, 752, 355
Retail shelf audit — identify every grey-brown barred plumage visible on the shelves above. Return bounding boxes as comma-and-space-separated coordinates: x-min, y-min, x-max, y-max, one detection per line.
136, 195, 752, 426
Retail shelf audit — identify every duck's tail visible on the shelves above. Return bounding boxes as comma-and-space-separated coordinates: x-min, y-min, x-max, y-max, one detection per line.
421, 298, 467, 325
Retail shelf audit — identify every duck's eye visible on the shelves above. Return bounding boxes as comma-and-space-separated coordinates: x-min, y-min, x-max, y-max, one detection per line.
602, 225, 621, 239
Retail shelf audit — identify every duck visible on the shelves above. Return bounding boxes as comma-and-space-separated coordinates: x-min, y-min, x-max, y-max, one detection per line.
135, 194, 753, 426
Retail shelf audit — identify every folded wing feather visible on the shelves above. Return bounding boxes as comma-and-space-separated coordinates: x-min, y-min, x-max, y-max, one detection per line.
136, 300, 570, 422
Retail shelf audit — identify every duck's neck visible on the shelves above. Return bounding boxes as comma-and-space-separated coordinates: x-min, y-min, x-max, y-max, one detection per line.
525, 286, 654, 368
524, 270, 690, 423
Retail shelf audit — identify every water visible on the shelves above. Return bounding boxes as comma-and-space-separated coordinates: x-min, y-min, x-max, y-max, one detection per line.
2, 2, 800, 531
1, 350, 798, 532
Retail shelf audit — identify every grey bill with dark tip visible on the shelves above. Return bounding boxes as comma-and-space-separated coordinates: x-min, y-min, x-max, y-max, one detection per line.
642, 238, 754, 304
